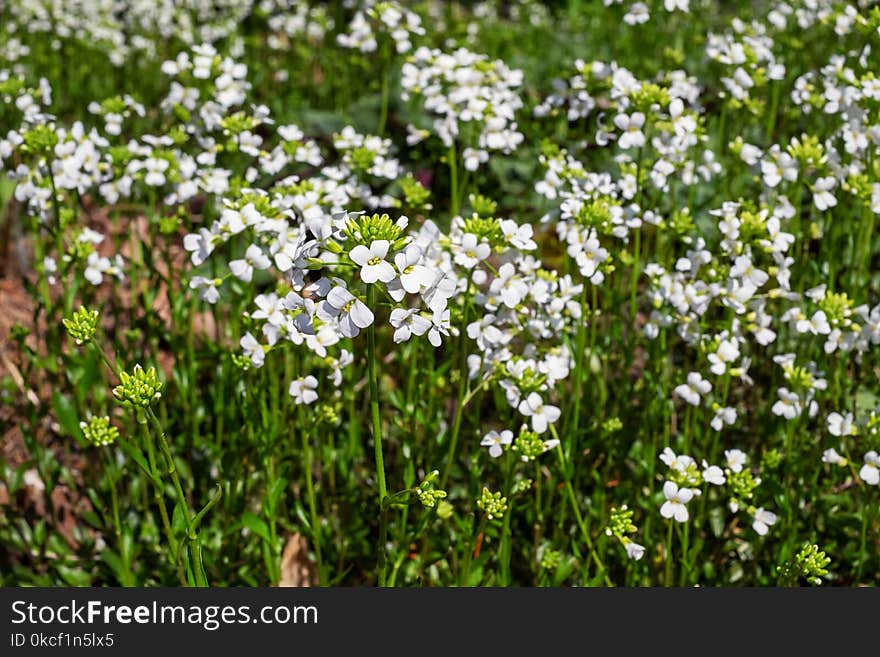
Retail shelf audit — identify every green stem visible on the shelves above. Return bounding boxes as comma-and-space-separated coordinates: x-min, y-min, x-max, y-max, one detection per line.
147, 409, 207, 586
498, 451, 515, 585
856, 488, 870, 581
103, 449, 133, 586
664, 521, 674, 587
366, 284, 388, 585
679, 522, 690, 586
378, 66, 391, 136
460, 517, 487, 587
568, 280, 589, 456
440, 281, 473, 489
765, 82, 781, 144
629, 226, 641, 323
298, 404, 323, 581
448, 142, 459, 217
549, 426, 610, 585
140, 419, 179, 578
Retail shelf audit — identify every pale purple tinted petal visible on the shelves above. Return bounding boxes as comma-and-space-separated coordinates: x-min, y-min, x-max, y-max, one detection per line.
349, 301, 374, 328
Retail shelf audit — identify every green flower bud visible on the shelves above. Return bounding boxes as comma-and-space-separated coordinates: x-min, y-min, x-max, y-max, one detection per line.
778, 543, 831, 586
113, 364, 164, 408
416, 469, 448, 509
399, 174, 431, 211
80, 416, 120, 447
62, 307, 100, 345
513, 429, 546, 461
540, 548, 562, 571
606, 505, 638, 539
477, 487, 508, 521
22, 124, 58, 156
511, 477, 533, 496
762, 449, 782, 470
602, 417, 623, 434
436, 500, 454, 520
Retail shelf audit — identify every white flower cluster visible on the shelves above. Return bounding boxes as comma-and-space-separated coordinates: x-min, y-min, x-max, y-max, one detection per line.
1, 0, 252, 67
336, 1, 425, 54
659, 447, 777, 536
822, 411, 880, 487
706, 19, 785, 107
263, 0, 333, 51
401, 46, 524, 170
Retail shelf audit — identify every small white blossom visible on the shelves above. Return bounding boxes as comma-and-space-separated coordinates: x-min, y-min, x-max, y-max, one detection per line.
481, 429, 513, 458
518, 392, 561, 434
660, 481, 693, 523
289, 375, 318, 405
674, 372, 711, 406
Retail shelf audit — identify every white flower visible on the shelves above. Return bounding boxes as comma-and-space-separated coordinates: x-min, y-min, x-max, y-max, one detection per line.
143, 157, 169, 186
426, 308, 451, 347
710, 406, 737, 431
729, 255, 769, 288
517, 392, 561, 434
573, 231, 609, 280
796, 310, 831, 335
624, 541, 646, 560
240, 332, 265, 368
491, 263, 530, 308
772, 387, 801, 420
289, 375, 318, 405
724, 449, 747, 473
394, 244, 433, 293
674, 372, 711, 406
660, 481, 693, 522
252, 293, 285, 326
859, 451, 880, 485
189, 276, 220, 304
453, 233, 490, 269
350, 240, 396, 284
463, 147, 488, 171
613, 112, 646, 149
229, 244, 271, 282
660, 447, 695, 472
708, 339, 740, 375
827, 412, 856, 437
481, 429, 513, 458
813, 176, 837, 211
664, 0, 689, 11
751, 508, 777, 536
701, 461, 726, 485
84, 252, 124, 285
624, 3, 650, 25
389, 308, 431, 343
305, 325, 339, 357
318, 286, 374, 338
822, 448, 846, 465
183, 228, 216, 266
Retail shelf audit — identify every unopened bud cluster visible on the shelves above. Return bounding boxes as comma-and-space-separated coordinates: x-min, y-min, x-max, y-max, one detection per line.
63, 307, 99, 345
113, 364, 164, 408
477, 487, 508, 521
80, 416, 120, 447
416, 470, 448, 509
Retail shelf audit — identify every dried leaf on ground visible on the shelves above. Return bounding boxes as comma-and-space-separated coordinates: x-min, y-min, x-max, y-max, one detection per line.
278, 532, 319, 587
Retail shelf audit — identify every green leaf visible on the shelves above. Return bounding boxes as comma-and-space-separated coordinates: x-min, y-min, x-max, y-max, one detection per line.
102, 550, 126, 582
242, 511, 271, 543
709, 507, 725, 538
172, 503, 188, 537
117, 440, 155, 484
51, 392, 81, 440
57, 565, 92, 586
267, 477, 287, 508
